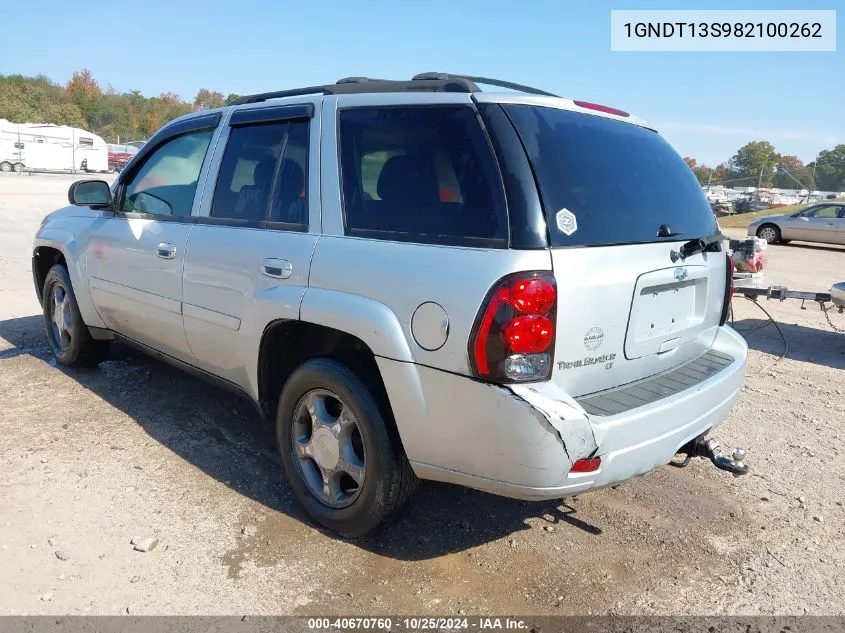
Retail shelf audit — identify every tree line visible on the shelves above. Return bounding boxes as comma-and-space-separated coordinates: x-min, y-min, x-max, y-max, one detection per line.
0, 70, 239, 144
2, 70, 843, 191
684, 140, 845, 193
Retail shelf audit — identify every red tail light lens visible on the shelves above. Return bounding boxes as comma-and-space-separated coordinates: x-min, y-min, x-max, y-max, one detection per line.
569, 457, 601, 473
573, 100, 630, 117
511, 278, 556, 314
470, 272, 557, 383
502, 315, 553, 353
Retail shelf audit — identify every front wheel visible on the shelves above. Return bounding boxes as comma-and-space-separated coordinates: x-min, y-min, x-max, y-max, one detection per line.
12, 162, 24, 173
42, 264, 110, 367
757, 224, 781, 244
0, 161, 12, 172
277, 358, 417, 537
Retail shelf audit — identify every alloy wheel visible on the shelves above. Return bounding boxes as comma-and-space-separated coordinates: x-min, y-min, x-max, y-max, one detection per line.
291, 389, 366, 508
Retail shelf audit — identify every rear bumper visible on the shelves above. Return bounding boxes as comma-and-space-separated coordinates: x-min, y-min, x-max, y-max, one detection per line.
383, 326, 747, 501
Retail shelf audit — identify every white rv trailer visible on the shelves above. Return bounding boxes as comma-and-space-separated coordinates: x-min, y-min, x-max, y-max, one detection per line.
0, 119, 108, 173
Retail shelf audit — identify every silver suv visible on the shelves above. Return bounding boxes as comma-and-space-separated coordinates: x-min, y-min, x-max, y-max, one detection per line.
32, 74, 748, 536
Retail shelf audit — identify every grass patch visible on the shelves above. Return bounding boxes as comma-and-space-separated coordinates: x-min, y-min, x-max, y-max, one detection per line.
718, 198, 844, 229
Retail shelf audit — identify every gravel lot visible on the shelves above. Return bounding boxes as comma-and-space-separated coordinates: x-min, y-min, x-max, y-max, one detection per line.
1, 174, 844, 616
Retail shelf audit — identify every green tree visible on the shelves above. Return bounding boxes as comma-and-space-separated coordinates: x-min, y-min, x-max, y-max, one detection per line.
65, 69, 101, 125
224, 93, 241, 105
772, 155, 811, 190
45, 103, 86, 127
728, 141, 781, 188
813, 145, 845, 192
194, 89, 225, 110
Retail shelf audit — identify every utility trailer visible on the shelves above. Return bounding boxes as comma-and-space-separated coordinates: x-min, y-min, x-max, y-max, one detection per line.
0, 118, 108, 173
727, 237, 845, 335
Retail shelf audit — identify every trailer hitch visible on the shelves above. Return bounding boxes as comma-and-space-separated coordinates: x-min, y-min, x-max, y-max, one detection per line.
671, 435, 749, 476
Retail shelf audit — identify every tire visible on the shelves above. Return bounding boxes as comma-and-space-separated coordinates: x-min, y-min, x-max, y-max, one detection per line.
41, 264, 110, 367
756, 223, 781, 244
12, 162, 24, 173
0, 161, 11, 172
276, 358, 417, 537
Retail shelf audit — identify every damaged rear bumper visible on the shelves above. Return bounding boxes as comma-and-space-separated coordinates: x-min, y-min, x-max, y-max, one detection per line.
379, 326, 747, 501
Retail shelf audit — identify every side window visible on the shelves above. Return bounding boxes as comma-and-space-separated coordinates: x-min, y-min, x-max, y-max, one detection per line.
120, 130, 213, 217
210, 120, 309, 228
78, 137, 94, 147
806, 205, 839, 219
339, 106, 507, 246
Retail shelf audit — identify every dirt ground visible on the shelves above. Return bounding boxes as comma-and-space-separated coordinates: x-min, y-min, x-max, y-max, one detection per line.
1, 173, 844, 616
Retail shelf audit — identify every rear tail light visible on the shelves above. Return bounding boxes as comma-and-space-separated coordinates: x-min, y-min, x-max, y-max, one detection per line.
470, 272, 557, 383
719, 253, 734, 326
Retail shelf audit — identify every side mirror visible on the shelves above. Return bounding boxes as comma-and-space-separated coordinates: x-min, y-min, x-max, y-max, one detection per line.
68, 180, 112, 207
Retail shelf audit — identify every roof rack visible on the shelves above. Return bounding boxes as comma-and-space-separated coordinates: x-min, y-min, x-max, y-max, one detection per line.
230, 73, 557, 105
411, 73, 558, 97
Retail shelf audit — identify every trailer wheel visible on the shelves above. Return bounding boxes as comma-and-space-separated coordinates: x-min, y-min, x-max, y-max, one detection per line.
12, 162, 24, 173
0, 161, 12, 172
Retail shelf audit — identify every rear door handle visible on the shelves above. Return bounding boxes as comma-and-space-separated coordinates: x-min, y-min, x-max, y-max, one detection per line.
262, 258, 292, 279
156, 242, 176, 259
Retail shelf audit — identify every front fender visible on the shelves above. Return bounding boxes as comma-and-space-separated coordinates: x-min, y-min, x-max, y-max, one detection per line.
34, 221, 105, 328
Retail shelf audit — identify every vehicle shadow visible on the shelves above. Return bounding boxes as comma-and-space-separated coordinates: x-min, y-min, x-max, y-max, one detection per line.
780, 241, 845, 254
733, 315, 845, 369
0, 314, 601, 561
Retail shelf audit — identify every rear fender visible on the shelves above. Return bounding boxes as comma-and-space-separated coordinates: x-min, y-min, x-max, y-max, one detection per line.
299, 288, 415, 362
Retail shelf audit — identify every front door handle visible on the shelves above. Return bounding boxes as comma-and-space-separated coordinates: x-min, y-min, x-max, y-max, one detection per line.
156, 242, 176, 259
262, 258, 292, 279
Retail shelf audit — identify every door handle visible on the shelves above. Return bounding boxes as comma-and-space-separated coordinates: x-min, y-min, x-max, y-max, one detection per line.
155, 243, 176, 259
262, 258, 292, 279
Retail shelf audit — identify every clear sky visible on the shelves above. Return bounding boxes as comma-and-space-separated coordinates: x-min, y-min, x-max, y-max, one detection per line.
1, 0, 841, 166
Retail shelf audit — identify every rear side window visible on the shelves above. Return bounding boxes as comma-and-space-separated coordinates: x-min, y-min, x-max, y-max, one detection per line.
339, 106, 507, 247
503, 105, 718, 247
211, 121, 309, 227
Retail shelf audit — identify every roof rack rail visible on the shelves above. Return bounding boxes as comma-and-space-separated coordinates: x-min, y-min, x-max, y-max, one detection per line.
412, 72, 558, 97
230, 73, 556, 106
230, 85, 329, 105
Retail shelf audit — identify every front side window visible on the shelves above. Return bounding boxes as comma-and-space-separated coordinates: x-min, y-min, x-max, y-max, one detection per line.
802, 205, 839, 219
339, 105, 507, 246
120, 130, 213, 217
210, 120, 309, 227
78, 137, 94, 147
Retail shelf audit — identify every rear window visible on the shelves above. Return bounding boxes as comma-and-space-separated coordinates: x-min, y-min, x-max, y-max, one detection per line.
503, 105, 718, 247
339, 105, 508, 247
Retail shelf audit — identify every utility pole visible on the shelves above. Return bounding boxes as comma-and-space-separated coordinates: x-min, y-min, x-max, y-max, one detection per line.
808, 155, 818, 202
756, 164, 765, 200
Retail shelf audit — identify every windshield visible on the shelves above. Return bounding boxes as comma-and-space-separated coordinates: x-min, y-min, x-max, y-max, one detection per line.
503, 104, 718, 247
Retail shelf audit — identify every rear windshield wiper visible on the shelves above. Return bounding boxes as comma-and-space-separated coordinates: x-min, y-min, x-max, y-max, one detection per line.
670, 233, 724, 262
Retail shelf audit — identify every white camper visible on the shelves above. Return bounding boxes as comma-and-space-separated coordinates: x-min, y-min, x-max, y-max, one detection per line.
0, 119, 108, 173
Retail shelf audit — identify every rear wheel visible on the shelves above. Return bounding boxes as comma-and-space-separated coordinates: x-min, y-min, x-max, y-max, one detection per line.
42, 264, 110, 367
757, 224, 781, 244
12, 162, 24, 173
0, 161, 12, 172
277, 358, 417, 537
